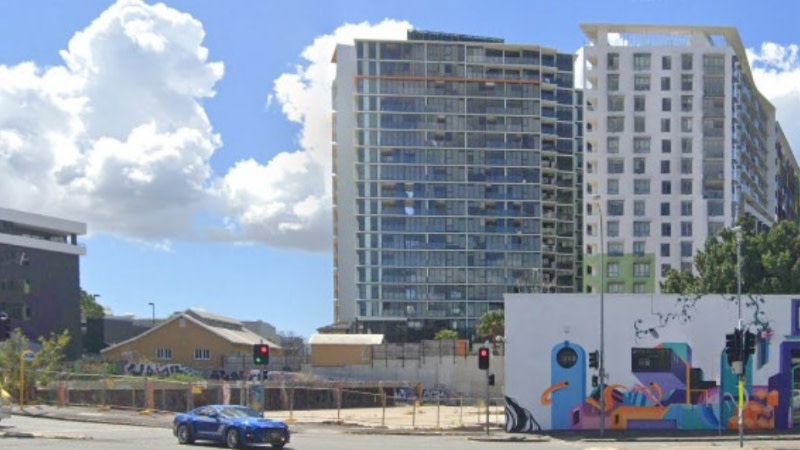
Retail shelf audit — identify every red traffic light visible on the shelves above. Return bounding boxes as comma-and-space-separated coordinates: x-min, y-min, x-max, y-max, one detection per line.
479, 348, 489, 357
478, 347, 490, 370
260, 346, 269, 354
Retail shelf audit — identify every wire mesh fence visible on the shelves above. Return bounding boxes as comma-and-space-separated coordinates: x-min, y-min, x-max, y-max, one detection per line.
18, 370, 506, 429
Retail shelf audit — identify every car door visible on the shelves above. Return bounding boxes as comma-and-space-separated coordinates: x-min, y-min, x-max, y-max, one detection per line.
192, 407, 219, 439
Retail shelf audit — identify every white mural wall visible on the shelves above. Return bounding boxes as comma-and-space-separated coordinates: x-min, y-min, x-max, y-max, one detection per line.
504, 293, 800, 432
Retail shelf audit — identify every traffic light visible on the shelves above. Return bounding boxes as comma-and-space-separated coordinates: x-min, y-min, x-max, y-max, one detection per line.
0, 313, 9, 342
725, 329, 742, 365
478, 347, 490, 370
589, 350, 599, 369
488, 374, 495, 386
253, 344, 270, 365
743, 330, 756, 361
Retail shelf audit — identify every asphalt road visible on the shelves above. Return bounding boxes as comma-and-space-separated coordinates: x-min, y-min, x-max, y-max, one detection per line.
3, 415, 800, 450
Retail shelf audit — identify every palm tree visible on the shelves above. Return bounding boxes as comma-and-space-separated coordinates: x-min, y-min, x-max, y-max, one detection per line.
476, 310, 504, 342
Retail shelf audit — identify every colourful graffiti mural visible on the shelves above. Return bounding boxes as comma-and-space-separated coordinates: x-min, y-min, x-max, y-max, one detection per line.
504, 294, 800, 432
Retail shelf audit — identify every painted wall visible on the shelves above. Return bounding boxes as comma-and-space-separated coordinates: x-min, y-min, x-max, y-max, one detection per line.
310, 343, 372, 367
504, 293, 800, 433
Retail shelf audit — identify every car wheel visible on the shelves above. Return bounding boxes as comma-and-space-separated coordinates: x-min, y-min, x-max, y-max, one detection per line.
177, 424, 194, 445
271, 443, 286, 449
225, 428, 241, 449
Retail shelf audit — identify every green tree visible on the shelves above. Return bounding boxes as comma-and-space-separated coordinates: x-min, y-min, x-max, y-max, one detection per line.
80, 289, 105, 319
661, 218, 800, 294
433, 329, 459, 340
476, 309, 504, 341
0, 328, 71, 402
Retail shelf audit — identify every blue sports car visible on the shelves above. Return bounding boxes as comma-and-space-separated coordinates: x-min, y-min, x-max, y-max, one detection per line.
173, 405, 290, 448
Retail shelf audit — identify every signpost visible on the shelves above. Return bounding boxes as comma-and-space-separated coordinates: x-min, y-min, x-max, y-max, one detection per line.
20, 349, 34, 407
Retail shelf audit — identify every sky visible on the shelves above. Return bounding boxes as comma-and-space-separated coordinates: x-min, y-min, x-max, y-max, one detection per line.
1, 0, 799, 340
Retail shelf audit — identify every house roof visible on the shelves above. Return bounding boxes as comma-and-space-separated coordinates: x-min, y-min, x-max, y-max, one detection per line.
308, 333, 384, 345
101, 309, 281, 353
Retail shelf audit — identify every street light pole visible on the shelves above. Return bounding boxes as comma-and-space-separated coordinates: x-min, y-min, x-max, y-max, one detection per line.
592, 194, 605, 437
148, 302, 155, 328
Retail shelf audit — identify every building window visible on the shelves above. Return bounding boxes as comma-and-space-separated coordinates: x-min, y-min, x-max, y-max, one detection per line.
608, 242, 624, 256
681, 137, 693, 153
681, 201, 693, 216
680, 179, 693, 195
660, 243, 671, 257
681, 95, 693, 112
662, 55, 672, 70
194, 348, 211, 360
681, 221, 693, 237
633, 53, 651, 70
681, 116, 693, 132
607, 179, 619, 195
633, 221, 651, 237
681, 241, 693, 257
607, 73, 620, 91
661, 139, 672, 153
662, 97, 671, 111
156, 348, 173, 360
634, 116, 646, 132
681, 74, 693, 91
681, 53, 693, 70
660, 160, 671, 174
633, 241, 645, 257
634, 75, 651, 91
607, 263, 620, 278
608, 282, 625, 293
661, 180, 672, 195
608, 159, 625, 174
608, 95, 625, 112
660, 202, 671, 216
661, 264, 672, 277
634, 200, 646, 216
661, 77, 671, 91
607, 200, 624, 216
634, 137, 651, 153
607, 53, 620, 70
634, 262, 651, 277
634, 95, 646, 112
634, 157, 646, 174
607, 136, 620, 153
661, 223, 672, 237
681, 158, 693, 174
608, 116, 624, 132
608, 221, 620, 237
633, 283, 647, 293
634, 179, 651, 195
661, 118, 671, 132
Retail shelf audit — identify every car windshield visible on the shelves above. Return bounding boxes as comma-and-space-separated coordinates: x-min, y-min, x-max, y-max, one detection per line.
217, 406, 262, 418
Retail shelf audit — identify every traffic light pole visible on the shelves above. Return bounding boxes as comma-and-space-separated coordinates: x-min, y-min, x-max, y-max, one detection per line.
736, 226, 743, 449
485, 370, 490, 436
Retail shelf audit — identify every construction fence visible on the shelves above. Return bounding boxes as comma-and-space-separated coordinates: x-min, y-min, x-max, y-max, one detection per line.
22, 370, 506, 429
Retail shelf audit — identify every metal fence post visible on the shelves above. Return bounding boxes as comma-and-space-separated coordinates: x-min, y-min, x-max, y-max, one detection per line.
289, 384, 294, 420
380, 382, 386, 427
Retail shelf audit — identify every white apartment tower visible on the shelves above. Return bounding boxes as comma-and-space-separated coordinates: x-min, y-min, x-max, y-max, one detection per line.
581, 24, 797, 294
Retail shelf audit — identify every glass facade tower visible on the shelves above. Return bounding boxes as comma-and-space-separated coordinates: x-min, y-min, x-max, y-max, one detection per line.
332, 31, 583, 341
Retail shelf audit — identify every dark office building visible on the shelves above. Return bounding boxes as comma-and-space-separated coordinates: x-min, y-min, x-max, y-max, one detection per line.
0, 207, 86, 359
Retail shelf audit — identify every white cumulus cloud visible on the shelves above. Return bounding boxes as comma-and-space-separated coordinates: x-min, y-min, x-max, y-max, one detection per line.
210, 19, 410, 251
747, 42, 800, 151
0, 0, 411, 252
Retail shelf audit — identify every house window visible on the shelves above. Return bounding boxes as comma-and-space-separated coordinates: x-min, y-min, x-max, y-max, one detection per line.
662, 180, 672, 195
194, 348, 211, 360
633, 53, 651, 70
608, 282, 625, 293
633, 241, 645, 257
607, 73, 620, 91
681, 241, 693, 257
634, 75, 651, 91
681, 95, 693, 112
681, 137, 693, 153
608, 116, 624, 132
681, 158, 693, 174
608, 221, 620, 237
660, 202, 671, 216
662, 55, 672, 70
633, 221, 650, 237
634, 95, 646, 112
634, 137, 651, 153
681, 53, 693, 70
607, 200, 624, 216
633, 283, 647, 293
634, 116, 646, 132
608, 159, 625, 174
681, 221, 693, 237
681, 179, 693, 195
360, 346, 370, 361
661, 223, 672, 237
681, 74, 693, 91
608, 242, 624, 256
681, 201, 693, 216
156, 348, 173, 360
634, 158, 646, 174
681, 116, 693, 132
661, 160, 671, 174
634, 200, 646, 216
608, 95, 625, 112
661, 139, 672, 153
662, 97, 671, 111
607, 263, 620, 278
660, 243, 671, 257
661, 118, 671, 132
634, 179, 650, 195
661, 77, 671, 91
608, 179, 619, 195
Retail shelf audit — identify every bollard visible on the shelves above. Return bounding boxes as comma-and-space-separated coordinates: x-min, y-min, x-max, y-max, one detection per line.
289, 385, 294, 420
412, 398, 417, 428
336, 383, 342, 423
380, 384, 386, 427
436, 390, 441, 429
459, 396, 463, 426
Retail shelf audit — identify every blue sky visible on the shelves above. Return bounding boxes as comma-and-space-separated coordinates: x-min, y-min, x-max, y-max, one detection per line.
1, 0, 799, 339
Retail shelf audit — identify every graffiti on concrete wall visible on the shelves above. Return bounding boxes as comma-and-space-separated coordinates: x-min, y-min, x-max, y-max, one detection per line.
394, 385, 461, 404
124, 361, 201, 378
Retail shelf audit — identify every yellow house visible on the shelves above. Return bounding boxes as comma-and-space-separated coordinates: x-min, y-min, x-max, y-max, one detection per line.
101, 309, 281, 371
309, 333, 384, 367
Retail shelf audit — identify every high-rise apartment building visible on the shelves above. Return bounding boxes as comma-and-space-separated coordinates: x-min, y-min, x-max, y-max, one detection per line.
581, 24, 799, 294
332, 30, 583, 341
